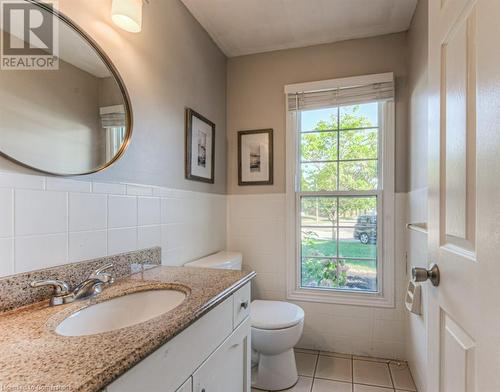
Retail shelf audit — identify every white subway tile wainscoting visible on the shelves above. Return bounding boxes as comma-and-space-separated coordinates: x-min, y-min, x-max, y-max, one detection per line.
0, 172, 414, 384
404, 187, 427, 392
0, 172, 226, 277
227, 193, 408, 359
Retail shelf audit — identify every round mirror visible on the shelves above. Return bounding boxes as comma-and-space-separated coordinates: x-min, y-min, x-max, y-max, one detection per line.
0, 1, 132, 175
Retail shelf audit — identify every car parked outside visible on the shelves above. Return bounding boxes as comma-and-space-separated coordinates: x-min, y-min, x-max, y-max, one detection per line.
353, 215, 377, 244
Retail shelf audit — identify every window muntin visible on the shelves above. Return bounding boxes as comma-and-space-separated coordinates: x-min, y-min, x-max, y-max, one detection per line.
298, 102, 380, 293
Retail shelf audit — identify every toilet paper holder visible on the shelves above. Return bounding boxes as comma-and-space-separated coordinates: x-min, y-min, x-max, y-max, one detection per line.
405, 280, 421, 315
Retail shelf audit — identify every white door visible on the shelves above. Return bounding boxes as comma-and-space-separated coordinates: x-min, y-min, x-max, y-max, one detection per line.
428, 1, 500, 391
192, 318, 251, 392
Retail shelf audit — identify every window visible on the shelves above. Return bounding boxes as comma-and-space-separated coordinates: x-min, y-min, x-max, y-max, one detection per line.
100, 105, 126, 161
105, 126, 126, 160
285, 73, 395, 307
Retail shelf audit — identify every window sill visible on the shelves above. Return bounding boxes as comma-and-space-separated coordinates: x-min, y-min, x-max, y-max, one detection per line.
287, 286, 395, 308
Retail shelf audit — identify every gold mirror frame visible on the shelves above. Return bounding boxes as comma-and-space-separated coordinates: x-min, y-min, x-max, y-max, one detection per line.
0, 0, 133, 176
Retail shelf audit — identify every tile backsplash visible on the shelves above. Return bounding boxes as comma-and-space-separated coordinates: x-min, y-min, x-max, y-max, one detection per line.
0, 172, 227, 277
0, 247, 160, 312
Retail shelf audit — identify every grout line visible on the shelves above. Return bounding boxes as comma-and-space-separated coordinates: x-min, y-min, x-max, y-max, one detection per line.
354, 357, 392, 364
395, 361, 418, 392
387, 362, 395, 389
353, 381, 395, 389
66, 192, 69, 263
352, 355, 354, 392
312, 353, 319, 378
314, 376, 352, 383
105, 194, 109, 256
11, 188, 16, 274
135, 195, 139, 246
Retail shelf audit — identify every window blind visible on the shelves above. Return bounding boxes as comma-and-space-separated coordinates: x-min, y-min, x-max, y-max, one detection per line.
100, 105, 126, 128
287, 80, 394, 111
101, 113, 125, 128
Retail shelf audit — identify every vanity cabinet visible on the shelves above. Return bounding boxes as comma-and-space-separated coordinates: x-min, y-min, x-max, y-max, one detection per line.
105, 283, 251, 392
232, 282, 251, 327
192, 318, 251, 392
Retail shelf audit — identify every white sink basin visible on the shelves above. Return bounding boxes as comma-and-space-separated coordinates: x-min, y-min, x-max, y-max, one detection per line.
55, 289, 187, 336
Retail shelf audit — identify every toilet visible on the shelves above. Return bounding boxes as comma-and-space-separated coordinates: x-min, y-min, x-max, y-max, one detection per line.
250, 300, 305, 390
184, 251, 305, 391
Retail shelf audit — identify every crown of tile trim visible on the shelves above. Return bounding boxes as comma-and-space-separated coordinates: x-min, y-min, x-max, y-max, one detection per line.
0, 247, 161, 313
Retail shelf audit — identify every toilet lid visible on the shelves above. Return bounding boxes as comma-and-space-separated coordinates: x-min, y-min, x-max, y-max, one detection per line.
251, 300, 304, 330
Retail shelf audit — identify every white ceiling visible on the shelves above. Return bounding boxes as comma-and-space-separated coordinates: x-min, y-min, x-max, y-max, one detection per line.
59, 27, 111, 78
181, 0, 418, 57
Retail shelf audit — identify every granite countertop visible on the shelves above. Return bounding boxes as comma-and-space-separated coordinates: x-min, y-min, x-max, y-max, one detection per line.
0, 265, 255, 392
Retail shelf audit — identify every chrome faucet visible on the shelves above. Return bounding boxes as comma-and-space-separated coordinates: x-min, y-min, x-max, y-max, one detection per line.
30, 263, 115, 306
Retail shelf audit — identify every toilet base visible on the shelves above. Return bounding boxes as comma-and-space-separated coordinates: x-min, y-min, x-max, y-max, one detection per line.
251, 348, 298, 391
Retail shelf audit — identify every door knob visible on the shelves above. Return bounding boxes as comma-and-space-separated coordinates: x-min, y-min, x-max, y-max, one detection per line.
412, 264, 440, 287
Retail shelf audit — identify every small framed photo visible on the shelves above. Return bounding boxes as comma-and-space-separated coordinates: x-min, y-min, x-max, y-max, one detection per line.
185, 108, 215, 183
238, 129, 273, 186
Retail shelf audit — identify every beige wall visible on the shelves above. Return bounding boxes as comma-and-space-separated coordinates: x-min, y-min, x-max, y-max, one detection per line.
405, 0, 429, 391
408, 0, 429, 192
98, 77, 124, 108
0, 0, 227, 194
227, 32, 409, 194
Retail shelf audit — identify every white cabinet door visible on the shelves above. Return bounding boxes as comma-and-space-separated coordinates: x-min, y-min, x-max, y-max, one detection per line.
193, 317, 251, 392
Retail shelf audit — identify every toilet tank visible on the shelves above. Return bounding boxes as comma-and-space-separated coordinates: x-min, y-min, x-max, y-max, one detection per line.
184, 251, 242, 270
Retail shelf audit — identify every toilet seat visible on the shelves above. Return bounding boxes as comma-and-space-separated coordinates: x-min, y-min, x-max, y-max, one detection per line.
251, 300, 304, 330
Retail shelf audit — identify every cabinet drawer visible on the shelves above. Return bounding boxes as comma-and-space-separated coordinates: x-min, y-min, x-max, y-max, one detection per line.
233, 283, 251, 328
107, 297, 233, 392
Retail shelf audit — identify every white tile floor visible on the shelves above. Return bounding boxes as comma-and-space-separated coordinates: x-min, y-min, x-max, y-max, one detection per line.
251, 349, 417, 392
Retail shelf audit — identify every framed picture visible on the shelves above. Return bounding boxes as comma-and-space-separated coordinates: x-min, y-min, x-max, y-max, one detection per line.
185, 108, 215, 183
238, 129, 273, 186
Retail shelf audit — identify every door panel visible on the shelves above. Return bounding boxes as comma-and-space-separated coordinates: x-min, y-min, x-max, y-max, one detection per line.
441, 312, 476, 392
428, 1, 500, 391
442, 4, 476, 249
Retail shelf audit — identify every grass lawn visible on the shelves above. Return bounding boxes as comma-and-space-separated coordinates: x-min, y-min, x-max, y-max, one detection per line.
302, 239, 377, 275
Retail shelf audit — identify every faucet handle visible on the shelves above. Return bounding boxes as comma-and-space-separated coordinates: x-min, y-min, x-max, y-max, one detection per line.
89, 263, 114, 283
30, 279, 71, 295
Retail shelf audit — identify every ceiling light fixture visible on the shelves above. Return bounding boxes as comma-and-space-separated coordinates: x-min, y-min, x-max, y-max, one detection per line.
111, 0, 145, 33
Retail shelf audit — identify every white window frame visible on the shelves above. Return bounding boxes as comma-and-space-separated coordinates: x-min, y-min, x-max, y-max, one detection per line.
284, 73, 395, 307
